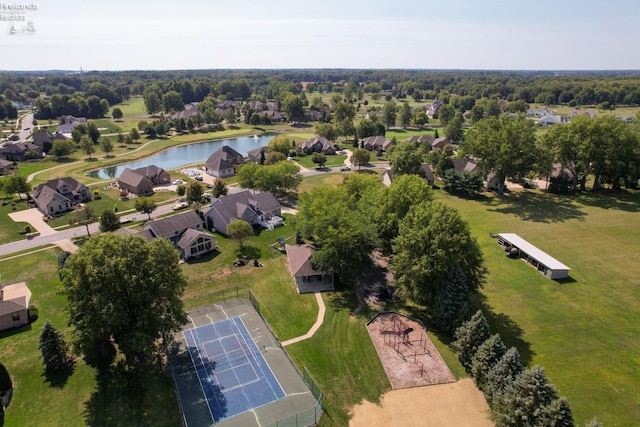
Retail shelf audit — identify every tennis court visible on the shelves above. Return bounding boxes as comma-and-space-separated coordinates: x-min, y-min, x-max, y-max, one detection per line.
169, 297, 322, 427
184, 316, 286, 422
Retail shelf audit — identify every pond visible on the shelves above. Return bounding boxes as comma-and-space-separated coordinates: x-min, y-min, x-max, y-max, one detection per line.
88, 134, 275, 179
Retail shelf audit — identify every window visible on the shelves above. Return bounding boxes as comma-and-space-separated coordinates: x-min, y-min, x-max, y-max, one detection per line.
11, 312, 20, 321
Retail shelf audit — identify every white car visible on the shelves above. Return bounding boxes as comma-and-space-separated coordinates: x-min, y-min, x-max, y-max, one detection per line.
172, 201, 188, 210
172, 179, 183, 185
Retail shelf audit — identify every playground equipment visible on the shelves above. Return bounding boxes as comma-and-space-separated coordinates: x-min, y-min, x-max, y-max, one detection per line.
379, 313, 433, 382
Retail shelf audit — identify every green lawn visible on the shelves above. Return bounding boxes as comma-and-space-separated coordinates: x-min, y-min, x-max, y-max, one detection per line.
0, 197, 31, 244
294, 154, 347, 169
433, 188, 640, 426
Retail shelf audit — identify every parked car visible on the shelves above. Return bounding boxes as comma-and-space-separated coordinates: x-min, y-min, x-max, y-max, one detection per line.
339, 166, 351, 171
172, 201, 188, 210
172, 179, 183, 185
194, 175, 203, 181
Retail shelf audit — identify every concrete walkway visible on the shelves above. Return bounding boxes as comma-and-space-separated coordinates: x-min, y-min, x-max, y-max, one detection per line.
281, 292, 326, 347
9, 208, 56, 235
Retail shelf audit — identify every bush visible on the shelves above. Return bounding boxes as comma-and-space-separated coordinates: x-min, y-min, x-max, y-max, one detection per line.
25, 225, 31, 233
28, 304, 39, 323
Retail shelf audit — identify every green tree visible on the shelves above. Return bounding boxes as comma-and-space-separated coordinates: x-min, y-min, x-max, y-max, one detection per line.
185, 181, 204, 204
312, 152, 327, 167
430, 266, 470, 334
176, 184, 186, 197
265, 151, 287, 165
250, 113, 261, 126
38, 321, 73, 371
212, 178, 228, 198
100, 137, 113, 157
438, 104, 456, 126
350, 148, 370, 170
227, 219, 254, 250
282, 93, 305, 122
336, 118, 356, 142
357, 119, 377, 140
69, 205, 96, 237
87, 122, 101, 144
116, 133, 124, 145
387, 142, 423, 177
134, 197, 157, 220
80, 135, 94, 159
452, 310, 491, 371
294, 186, 377, 284
5, 175, 31, 202
51, 139, 76, 159
130, 128, 140, 142
143, 89, 162, 116
162, 90, 184, 114
400, 102, 412, 128
414, 109, 428, 127
444, 113, 465, 143
71, 123, 87, 144
486, 347, 524, 403
316, 123, 338, 142
376, 174, 432, 253
112, 107, 123, 121
61, 233, 188, 367
334, 102, 356, 122
237, 162, 260, 190
462, 115, 538, 195
268, 135, 293, 155
470, 333, 506, 389
393, 202, 487, 307
99, 209, 121, 232
382, 101, 398, 129
0, 362, 12, 413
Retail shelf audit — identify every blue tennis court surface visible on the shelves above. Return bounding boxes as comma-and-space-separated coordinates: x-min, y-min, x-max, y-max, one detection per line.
184, 316, 286, 422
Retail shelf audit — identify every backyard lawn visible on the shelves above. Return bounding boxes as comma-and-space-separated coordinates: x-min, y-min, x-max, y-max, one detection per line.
434, 188, 640, 426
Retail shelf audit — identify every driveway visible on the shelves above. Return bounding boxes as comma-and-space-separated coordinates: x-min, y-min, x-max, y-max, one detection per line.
8, 208, 56, 235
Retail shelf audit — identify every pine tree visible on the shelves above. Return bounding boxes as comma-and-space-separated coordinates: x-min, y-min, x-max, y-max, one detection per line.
486, 346, 524, 403
470, 333, 506, 390
38, 321, 72, 371
431, 265, 470, 334
453, 310, 491, 371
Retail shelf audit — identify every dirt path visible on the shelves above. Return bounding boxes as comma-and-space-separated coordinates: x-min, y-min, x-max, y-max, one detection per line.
349, 378, 493, 427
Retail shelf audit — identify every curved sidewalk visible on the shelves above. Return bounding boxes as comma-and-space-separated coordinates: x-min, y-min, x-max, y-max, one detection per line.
281, 292, 326, 347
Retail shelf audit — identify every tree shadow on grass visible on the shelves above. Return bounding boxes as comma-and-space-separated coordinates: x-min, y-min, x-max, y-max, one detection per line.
480, 190, 586, 223
471, 293, 534, 366
41, 360, 76, 389
84, 360, 176, 427
575, 189, 640, 213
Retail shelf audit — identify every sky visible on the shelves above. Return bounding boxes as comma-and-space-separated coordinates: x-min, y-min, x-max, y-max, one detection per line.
1, 0, 639, 71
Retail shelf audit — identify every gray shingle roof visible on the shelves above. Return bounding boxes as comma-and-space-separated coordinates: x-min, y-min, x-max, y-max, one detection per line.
209, 190, 280, 225
206, 146, 245, 172
144, 210, 203, 238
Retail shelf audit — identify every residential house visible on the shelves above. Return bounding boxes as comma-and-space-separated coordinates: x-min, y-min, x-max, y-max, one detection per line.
305, 110, 323, 122
361, 135, 392, 152
216, 100, 237, 110
56, 115, 86, 135
420, 163, 435, 186
34, 177, 91, 215
567, 110, 596, 119
407, 134, 435, 145
538, 115, 566, 126
204, 190, 282, 235
170, 102, 200, 120
32, 130, 66, 154
118, 168, 154, 195
431, 137, 451, 150
246, 100, 264, 111
246, 146, 268, 163
0, 279, 32, 332
0, 142, 40, 161
141, 210, 215, 260
616, 115, 634, 124
205, 145, 245, 178
427, 100, 444, 118
527, 108, 553, 117
300, 136, 336, 155
0, 159, 14, 176
452, 158, 478, 174
285, 244, 334, 294
259, 110, 285, 123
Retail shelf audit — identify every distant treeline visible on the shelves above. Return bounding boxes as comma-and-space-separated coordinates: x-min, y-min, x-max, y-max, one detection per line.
2, 69, 640, 119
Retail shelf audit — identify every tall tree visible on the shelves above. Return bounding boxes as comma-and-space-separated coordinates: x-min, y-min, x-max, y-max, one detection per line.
316, 123, 338, 142
111, 107, 123, 121
486, 347, 524, 403
282, 93, 305, 122
99, 209, 121, 232
470, 333, 506, 389
452, 310, 491, 371
69, 205, 96, 237
400, 102, 412, 128
80, 135, 94, 159
130, 128, 140, 142
311, 152, 327, 167
212, 178, 228, 198
61, 233, 188, 367
387, 142, 423, 177
134, 197, 157, 220
38, 321, 73, 371
444, 113, 465, 143
87, 122, 101, 144
462, 115, 538, 195
382, 101, 398, 129
267, 135, 293, 155
5, 175, 31, 202
185, 181, 204, 204
294, 186, 377, 284
430, 266, 471, 334
51, 139, 76, 159
0, 362, 12, 414
350, 148, 370, 170
438, 104, 456, 126
162, 90, 184, 114
334, 102, 356, 122
227, 219, 254, 250
393, 202, 487, 306
100, 137, 113, 157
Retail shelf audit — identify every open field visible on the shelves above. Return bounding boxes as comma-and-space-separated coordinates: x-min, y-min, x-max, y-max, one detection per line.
0, 196, 30, 244
434, 188, 640, 426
